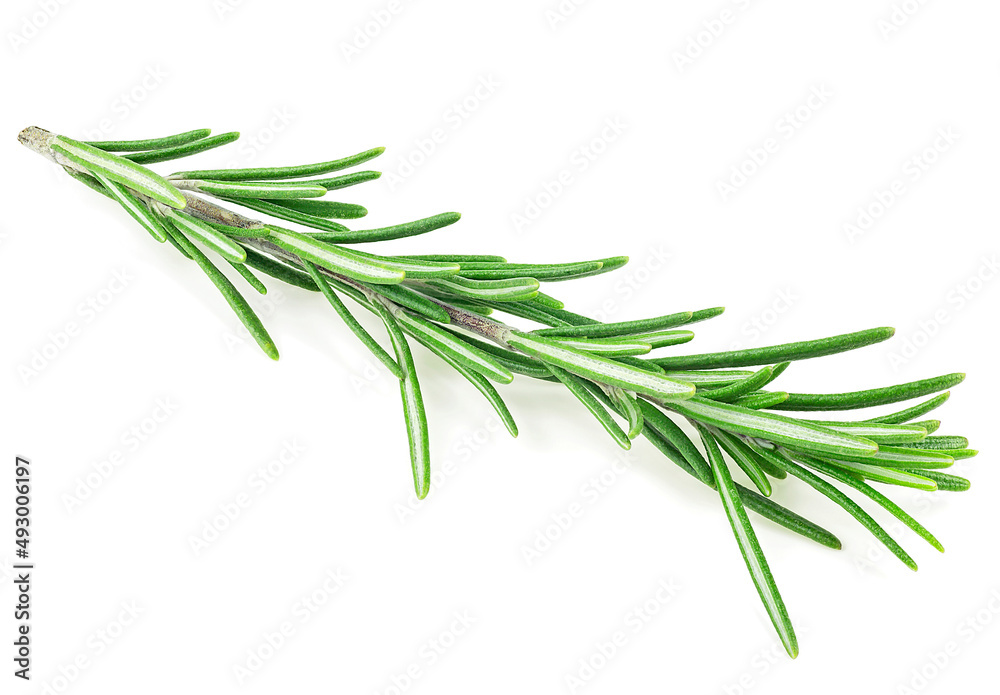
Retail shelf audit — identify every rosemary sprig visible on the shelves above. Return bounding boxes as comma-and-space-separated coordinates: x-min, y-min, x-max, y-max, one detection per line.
19, 125, 977, 658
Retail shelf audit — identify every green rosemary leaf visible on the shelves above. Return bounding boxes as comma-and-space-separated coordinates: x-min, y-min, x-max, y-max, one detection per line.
794, 454, 943, 552
814, 459, 938, 491
866, 393, 951, 424
636, 401, 714, 485
441, 328, 551, 379
393, 310, 513, 384
802, 422, 928, 445
533, 311, 694, 338
457, 260, 604, 281
399, 254, 508, 264
736, 484, 841, 550
507, 332, 696, 401
51, 135, 187, 208
651, 327, 896, 370
218, 197, 350, 233
240, 246, 320, 291
311, 170, 382, 190
700, 366, 775, 402
191, 179, 327, 200
310, 212, 463, 243
90, 171, 168, 242
125, 132, 240, 165
163, 228, 193, 259
908, 419, 941, 434
750, 445, 918, 570
206, 219, 272, 239
911, 470, 971, 492
228, 260, 267, 295
769, 373, 966, 412
895, 435, 969, 450
531, 292, 564, 310
85, 128, 212, 152
547, 366, 631, 450
668, 370, 756, 387
264, 198, 368, 219
711, 428, 772, 496
547, 335, 653, 357
63, 167, 113, 199
370, 301, 430, 499
760, 361, 791, 387
159, 207, 247, 263
609, 388, 644, 438
265, 227, 406, 284
302, 262, 402, 379
666, 397, 878, 458
683, 307, 727, 325
342, 249, 460, 280
940, 448, 977, 460
425, 276, 540, 302
163, 224, 278, 360
616, 356, 666, 375
792, 444, 954, 470
732, 391, 790, 409
370, 284, 451, 324
698, 424, 798, 658
629, 330, 695, 349
170, 147, 385, 181
407, 328, 516, 436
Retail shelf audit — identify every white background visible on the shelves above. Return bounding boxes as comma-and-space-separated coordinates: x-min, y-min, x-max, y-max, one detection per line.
2, 0, 998, 693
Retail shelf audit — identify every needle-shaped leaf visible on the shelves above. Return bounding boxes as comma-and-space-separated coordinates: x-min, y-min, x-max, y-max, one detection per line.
533, 311, 694, 338
795, 444, 953, 469
736, 485, 841, 550
51, 135, 187, 208
608, 387, 644, 438
749, 445, 917, 570
218, 197, 350, 233
310, 212, 463, 243
391, 310, 513, 384
85, 128, 212, 152
163, 223, 278, 360
794, 453, 943, 552
302, 261, 402, 379
264, 198, 368, 219
769, 373, 966, 412
629, 330, 695, 349
125, 132, 240, 164
170, 146, 385, 181
815, 459, 938, 491
370, 284, 451, 323
700, 366, 775, 402
732, 391, 790, 409
547, 335, 653, 357
636, 400, 713, 485
712, 427, 772, 496
895, 435, 969, 450
369, 299, 430, 499
425, 276, 540, 302
228, 260, 267, 295
531, 292, 564, 310
339, 248, 460, 280
310, 170, 382, 190
665, 397, 879, 458
400, 254, 508, 264
507, 332, 696, 401
909, 419, 941, 434
697, 424, 798, 658
241, 246, 320, 291
912, 470, 970, 492
159, 207, 247, 263
669, 370, 757, 387
652, 327, 896, 370
265, 227, 406, 284
456, 260, 605, 281
866, 393, 951, 424
802, 421, 928, 445
190, 179, 328, 199
547, 365, 631, 449
90, 171, 168, 242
